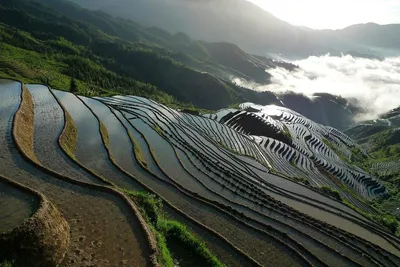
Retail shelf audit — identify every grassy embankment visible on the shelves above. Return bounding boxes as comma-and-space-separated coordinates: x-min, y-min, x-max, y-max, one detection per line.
13, 84, 41, 165
319, 136, 400, 235
59, 109, 78, 160
352, 130, 400, 235
126, 191, 225, 267
96, 112, 224, 266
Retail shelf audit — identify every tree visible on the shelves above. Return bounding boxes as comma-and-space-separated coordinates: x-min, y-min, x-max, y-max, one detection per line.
70, 78, 78, 93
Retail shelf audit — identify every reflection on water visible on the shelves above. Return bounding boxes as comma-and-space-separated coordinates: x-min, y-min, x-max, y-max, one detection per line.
0, 181, 39, 233
52, 91, 103, 162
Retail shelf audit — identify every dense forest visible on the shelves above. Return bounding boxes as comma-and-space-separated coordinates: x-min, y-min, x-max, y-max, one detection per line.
0, 0, 296, 110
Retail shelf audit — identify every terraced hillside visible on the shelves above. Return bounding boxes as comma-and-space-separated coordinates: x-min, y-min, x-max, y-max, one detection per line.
1, 78, 400, 267
344, 108, 400, 223
215, 104, 386, 200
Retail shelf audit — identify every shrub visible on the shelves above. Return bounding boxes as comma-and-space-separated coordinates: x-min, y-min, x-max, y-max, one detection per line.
378, 215, 399, 234
0, 261, 12, 267
294, 177, 310, 185
70, 77, 78, 93
125, 190, 224, 266
320, 186, 342, 201
158, 220, 224, 267
126, 191, 162, 225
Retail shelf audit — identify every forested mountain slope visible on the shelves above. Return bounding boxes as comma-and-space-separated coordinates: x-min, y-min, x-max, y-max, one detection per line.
69, 0, 400, 58
1, 2, 400, 266
0, 0, 357, 129
345, 107, 400, 220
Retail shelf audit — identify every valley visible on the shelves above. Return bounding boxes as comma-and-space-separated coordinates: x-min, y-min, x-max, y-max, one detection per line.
1, 0, 400, 266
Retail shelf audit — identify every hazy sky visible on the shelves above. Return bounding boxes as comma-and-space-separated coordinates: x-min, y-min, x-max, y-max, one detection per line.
247, 0, 400, 29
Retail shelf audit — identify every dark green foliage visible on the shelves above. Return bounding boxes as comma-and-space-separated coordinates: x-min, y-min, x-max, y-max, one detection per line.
351, 128, 400, 172
294, 177, 310, 185
69, 78, 78, 93
127, 191, 162, 226
322, 138, 350, 163
125, 190, 224, 267
346, 126, 400, 233
0, 26, 179, 105
89, 42, 239, 109
0, 0, 236, 109
320, 186, 342, 201
0, 1, 91, 45
0, 261, 12, 267
345, 125, 390, 141
377, 214, 399, 234
369, 129, 400, 150
158, 220, 224, 267
201, 42, 273, 84
0, 0, 297, 110
372, 145, 400, 161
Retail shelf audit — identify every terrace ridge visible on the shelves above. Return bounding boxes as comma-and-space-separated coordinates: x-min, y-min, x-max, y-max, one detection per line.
0, 175, 70, 267
12, 82, 159, 267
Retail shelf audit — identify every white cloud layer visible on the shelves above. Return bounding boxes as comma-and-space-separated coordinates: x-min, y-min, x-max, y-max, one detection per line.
234, 55, 400, 121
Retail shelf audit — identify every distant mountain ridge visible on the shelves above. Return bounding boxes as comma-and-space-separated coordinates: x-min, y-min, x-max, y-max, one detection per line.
321, 23, 400, 52
69, 0, 400, 58
0, 0, 363, 129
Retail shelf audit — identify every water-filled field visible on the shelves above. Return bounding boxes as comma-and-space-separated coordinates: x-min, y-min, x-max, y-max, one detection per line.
1, 79, 400, 267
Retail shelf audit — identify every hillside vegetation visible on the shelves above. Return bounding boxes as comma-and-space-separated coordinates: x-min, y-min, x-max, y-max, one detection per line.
0, 0, 298, 110
345, 109, 400, 230
0, 0, 363, 129
68, 0, 400, 58
2, 1, 400, 267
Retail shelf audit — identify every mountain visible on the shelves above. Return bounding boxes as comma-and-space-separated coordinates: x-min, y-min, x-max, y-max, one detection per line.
67, 0, 400, 58
66, 0, 333, 57
344, 107, 400, 219
0, 0, 360, 128
0, 0, 294, 110
2, 1, 400, 265
322, 23, 400, 51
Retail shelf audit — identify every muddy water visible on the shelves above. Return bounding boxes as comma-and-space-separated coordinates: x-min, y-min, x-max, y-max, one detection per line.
0, 81, 36, 233
0, 180, 39, 233
81, 97, 150, 182
52, 91, 102, 161
27, 85, 102, 185
115, 109, 169, 181
122, 118, 305, 267
108, 94, 400, 259
53, 92, 140, 190
0, 84, 150, 266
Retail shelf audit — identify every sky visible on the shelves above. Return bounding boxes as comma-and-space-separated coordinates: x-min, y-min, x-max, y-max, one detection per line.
247, 0, 400, 29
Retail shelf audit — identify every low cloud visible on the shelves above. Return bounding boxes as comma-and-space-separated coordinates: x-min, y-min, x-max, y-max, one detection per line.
234, 55, 400, 121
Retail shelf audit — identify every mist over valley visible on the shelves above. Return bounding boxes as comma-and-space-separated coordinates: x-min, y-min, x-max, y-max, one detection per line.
235, 54, 400, 123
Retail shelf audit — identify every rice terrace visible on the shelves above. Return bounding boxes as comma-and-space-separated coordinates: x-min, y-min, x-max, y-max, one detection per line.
0, 78, 399, 267
2, 0, 400, 266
